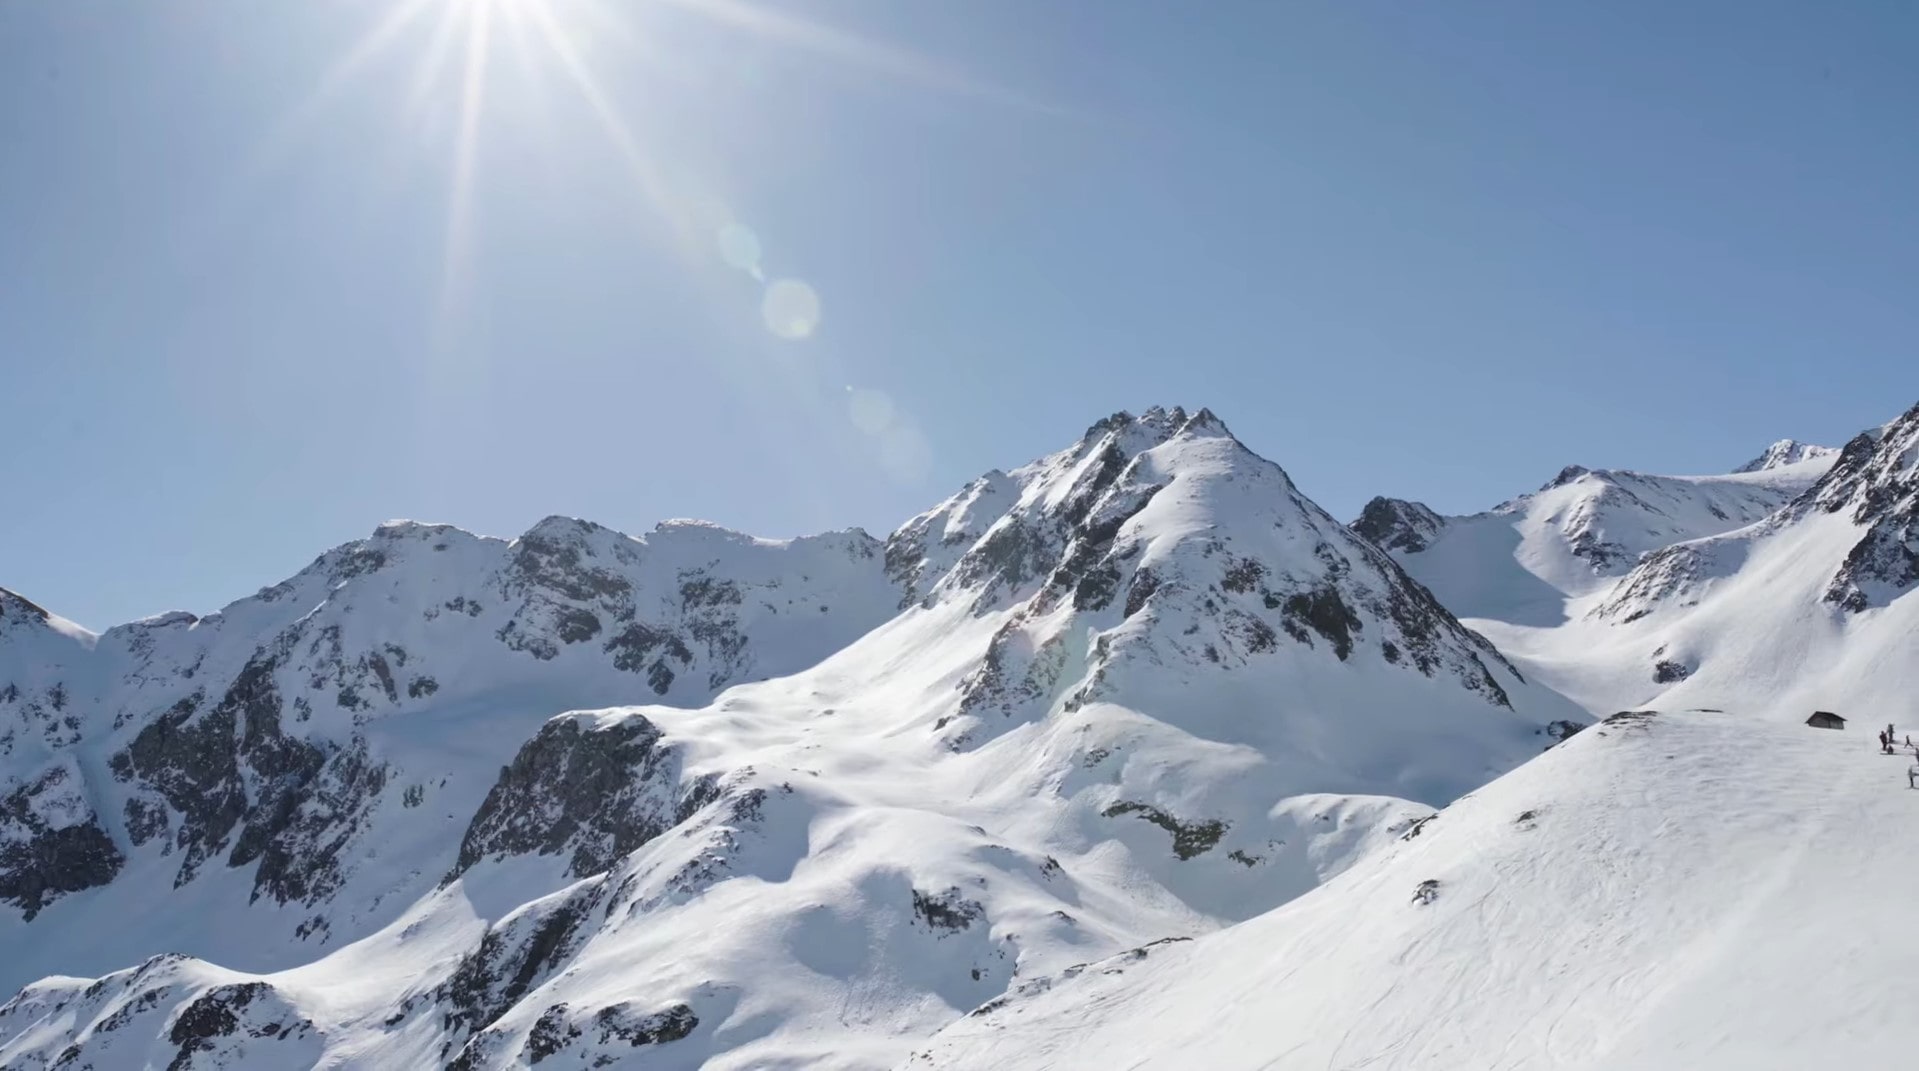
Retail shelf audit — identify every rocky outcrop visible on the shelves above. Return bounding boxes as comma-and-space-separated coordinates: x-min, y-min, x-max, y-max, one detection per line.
0, 761, 123, 918
448, 713, 717, 882
1808, 407, 1919, 612
1351, 497, 1446, 555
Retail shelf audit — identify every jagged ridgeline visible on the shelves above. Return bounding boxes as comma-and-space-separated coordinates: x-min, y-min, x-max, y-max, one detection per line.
0, 406, 1580, 1070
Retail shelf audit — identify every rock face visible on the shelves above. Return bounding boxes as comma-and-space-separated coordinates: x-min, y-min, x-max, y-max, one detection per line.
0, 518, 896, 935
1807, 408, 1919, 612
1350, 497, 1446, 555
0, 760, 123, 919
0, 406, 1585, 1071
448, 712, 717, 882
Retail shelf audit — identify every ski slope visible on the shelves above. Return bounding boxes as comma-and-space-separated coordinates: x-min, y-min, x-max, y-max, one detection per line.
908, 708, 1919, 1071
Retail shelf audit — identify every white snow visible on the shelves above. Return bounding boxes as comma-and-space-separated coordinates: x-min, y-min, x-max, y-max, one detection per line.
1376, 456, 1834, 626
907, 709, 1919, 1070
4, 403, 1915, 1070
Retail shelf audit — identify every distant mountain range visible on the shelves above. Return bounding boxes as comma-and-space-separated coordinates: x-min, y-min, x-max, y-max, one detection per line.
5, 400, 1915, 1070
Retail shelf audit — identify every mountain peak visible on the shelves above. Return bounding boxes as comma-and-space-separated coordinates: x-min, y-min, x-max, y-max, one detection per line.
1540, 464, 1593, 491
1081, 406, 1233, 448
0, 587, 50, 626
1350, 497, 1444, 554
1734, 438, 1838, 473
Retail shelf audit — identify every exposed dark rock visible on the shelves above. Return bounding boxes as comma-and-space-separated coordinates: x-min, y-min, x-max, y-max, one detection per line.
1398, 814, 1437, 841
0, 765, 124, 918
110, 663, 252, 886
1546, 465, 1590, 489
1545, 720, 1587, 745
507, 522, 633, 603
1350, 497, 1443, 554
1123, 568, 1161, 616
679, 574, 743, 609
593, 1001, 698, 1048
1101, 801, 1226, 860
238, 736, 388, 905
448, 714, 710, 881
164, 981, 308, 1071
912, 886, 986, 933
1653, 659, 1691, 684
440, 886, 599, 1047
524, 1002, 582, 1063
1280, 588, 1362, 661
554, 608, 602, 645
602, 623, 693, 675
1219, 557, 1265, 594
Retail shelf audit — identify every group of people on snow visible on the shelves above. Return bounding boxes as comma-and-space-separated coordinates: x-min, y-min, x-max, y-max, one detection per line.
1880, 723, 1919, 788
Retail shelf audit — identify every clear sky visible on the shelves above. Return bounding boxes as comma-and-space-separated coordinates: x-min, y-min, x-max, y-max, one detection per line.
3, 0, 1915, 630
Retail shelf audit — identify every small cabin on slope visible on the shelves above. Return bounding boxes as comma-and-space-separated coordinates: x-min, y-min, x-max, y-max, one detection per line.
1806, 711, 1846, 730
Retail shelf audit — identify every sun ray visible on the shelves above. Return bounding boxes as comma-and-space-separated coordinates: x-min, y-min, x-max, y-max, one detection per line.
655, 0, 1068, 116
243, 0, 441, 183
434, 0, 496, 340
402, 0, 469, 129
521, 0, 704, 257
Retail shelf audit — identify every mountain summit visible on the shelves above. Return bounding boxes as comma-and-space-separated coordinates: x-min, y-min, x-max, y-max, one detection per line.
0, 407, 1579, 1071
1733, 437, 1839, 473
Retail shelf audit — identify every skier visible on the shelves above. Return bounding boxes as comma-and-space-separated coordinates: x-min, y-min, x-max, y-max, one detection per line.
1880, 730, 1890, 753
1909, 762, 1917, 789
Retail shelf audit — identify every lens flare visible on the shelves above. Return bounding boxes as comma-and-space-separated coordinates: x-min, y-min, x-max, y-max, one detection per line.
762, 279, 821, 340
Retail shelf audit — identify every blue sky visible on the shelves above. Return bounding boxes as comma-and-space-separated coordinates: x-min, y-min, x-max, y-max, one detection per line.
3, 0, 1915, 630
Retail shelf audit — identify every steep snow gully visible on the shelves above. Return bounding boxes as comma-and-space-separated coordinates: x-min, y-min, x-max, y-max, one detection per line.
4, 401, 1917, 1070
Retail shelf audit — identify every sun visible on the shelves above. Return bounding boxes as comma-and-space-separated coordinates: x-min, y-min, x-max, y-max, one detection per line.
247, 0, 1048, 357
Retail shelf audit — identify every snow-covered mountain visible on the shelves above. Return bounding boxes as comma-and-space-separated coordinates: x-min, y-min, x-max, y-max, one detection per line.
1496, 400, 1919, 716
909, 404, 1919, 1071
1733, 437, 1840, 473
906, 707, 1919, 1071
0, 407, 1581, 1070
1351, 447, 1837, 626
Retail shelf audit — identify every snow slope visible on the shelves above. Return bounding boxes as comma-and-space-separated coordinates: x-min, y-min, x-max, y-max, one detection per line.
1480, 400, 1919, 719
0, 516, 900, 990
0, 408, 1582, 1070
910, 406, 1919, 1071
907, 707, 1919, 1071
1352, 451, 1835, 626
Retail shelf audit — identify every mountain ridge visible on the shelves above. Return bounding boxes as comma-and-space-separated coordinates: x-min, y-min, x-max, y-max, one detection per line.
0, 405, 1583, 1071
